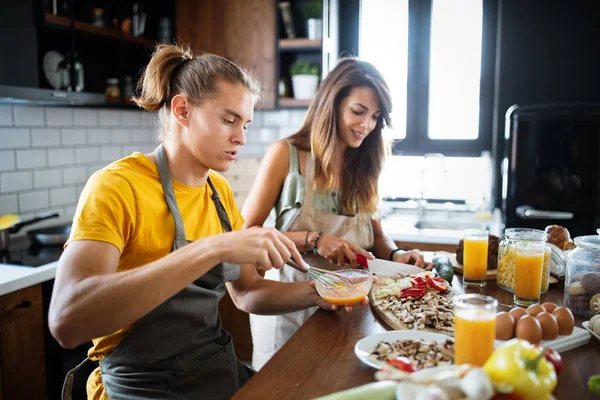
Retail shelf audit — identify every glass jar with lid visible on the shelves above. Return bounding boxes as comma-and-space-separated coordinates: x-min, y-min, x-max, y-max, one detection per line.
497, 228, 561, 294
564, 235, 600, 317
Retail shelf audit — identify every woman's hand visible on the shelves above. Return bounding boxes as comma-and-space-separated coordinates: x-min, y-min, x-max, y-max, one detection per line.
316, 234, 375, 268
393, 250, 433, 270
217, 227, 306, 271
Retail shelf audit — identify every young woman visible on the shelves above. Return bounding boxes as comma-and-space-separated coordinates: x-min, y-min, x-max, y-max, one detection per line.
48, 44, 368, 400
243, 57, 428, 369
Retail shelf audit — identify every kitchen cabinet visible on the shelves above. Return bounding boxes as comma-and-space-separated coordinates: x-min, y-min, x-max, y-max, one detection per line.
0, 0, 176, 106
176, 0, 339, 110
0, 284, 47, 400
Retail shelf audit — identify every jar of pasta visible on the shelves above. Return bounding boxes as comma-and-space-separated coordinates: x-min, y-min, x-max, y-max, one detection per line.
497, 228, 552, 293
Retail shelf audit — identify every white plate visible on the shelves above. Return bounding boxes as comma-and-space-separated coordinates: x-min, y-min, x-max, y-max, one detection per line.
354, 330, 454, 369
583, 321, 600, 343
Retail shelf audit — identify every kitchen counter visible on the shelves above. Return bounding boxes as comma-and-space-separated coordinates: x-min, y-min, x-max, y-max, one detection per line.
381, 207, 503, 246
233, 277, 599, 400
0, 262, 57, 296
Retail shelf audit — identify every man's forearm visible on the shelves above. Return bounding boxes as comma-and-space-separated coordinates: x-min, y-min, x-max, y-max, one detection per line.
236, 278, 317, 315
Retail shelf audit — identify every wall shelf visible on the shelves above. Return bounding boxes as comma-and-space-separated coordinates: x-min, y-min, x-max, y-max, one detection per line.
279, 97, 311, 108
45, 13, 156, 47
279, 38, 322, 52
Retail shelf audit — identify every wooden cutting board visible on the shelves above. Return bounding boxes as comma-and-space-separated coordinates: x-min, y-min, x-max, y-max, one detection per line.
369, 268, 458, 336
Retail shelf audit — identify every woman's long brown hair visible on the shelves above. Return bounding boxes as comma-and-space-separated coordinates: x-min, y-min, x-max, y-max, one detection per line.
288, 57, 392, 215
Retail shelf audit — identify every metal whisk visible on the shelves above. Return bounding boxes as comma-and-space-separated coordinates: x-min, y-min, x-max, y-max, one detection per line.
287, 260, 354, 287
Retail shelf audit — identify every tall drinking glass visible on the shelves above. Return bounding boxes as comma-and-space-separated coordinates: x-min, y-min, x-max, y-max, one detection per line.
514, 242, 545, 306
463, 229, 489, 287
453, 294, 497, 366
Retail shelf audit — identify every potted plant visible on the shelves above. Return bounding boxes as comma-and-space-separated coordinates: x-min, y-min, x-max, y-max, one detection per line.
290, 60, 320, 100
302, 0, 323, 40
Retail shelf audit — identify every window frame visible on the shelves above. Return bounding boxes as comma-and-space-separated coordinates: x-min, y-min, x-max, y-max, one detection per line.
390, 0, 498, 157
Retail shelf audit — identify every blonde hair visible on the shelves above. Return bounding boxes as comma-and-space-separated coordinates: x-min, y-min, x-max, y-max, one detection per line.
288, 57, 392, 215
132, 43, 263, 139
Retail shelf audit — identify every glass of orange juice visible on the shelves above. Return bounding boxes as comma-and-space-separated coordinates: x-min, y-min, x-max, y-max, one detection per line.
463, 229, 489, 287
514, 242, 545, 306
453, 294, 497, 366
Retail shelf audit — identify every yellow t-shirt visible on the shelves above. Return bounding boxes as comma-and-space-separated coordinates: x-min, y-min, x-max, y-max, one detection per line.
65, 152, 243, 400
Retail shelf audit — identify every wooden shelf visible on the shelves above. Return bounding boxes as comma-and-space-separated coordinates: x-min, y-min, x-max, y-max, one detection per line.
279, 97, 312, 108
279, 38, 322, 51
45, 13, 156, 47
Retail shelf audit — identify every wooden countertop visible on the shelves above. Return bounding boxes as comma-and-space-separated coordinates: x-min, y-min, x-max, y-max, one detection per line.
233, 277, 600, 400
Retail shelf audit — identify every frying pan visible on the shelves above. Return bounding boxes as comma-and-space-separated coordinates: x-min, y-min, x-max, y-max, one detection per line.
27, 224, 71, 246
0, 212, 59, 250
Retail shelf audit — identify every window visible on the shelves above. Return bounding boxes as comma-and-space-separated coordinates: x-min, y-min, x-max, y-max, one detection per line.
359, 0, 497, 156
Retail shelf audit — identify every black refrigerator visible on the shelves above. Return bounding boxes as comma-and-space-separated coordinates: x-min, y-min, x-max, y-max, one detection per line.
502, 103, 600, 237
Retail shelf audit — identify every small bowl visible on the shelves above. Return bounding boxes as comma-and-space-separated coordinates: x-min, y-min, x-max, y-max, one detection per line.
314, 269, 373, 306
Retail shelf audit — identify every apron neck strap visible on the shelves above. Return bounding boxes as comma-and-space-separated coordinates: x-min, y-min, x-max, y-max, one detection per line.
154, 144, 233, 250
303, 154, 317, 207
154, 144, 187, 250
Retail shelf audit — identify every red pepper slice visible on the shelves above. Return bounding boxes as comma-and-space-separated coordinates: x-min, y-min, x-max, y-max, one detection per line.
400, 287, 427, 299
386, 356, 416, 373
426, 275, 448, 293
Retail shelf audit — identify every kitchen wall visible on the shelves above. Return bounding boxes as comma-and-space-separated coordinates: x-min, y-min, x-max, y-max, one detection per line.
0, 104, 306, 229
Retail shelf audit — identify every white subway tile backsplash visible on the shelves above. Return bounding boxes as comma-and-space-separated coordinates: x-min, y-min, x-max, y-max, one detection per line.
100, 146, 122, 162
60, 128, 87, 145
73, 109, 99, 127
87, 128, 112, 145
278, 128, 291, 140
289, 110, 307, 130
50, 187, 77, 207
13, 106, 45, 126
99, 110, 121, 127
131, 128, 153, 143
32, 128, 61, 147
0, 151, 15, 171
16, 149, 47, 169
63, 204, 78, 219
120, 110, 143, 127
110, 129, 131, 144
0, 105, 13, 126
257, 128, 278, 143
19, 190, 50, 212
34, 169, 63, 188
0, 194, 18, 214
75, 147, 100, 164
123, 145, 141, 155
46, 108, 73, 127
262, 110, 290, 127
48, 148, 75, 166
87, 164, 105, 176
0, 128, 31, 148
3, 105, 291, 222
1, 171, 33, 193
62, 166, 88, 185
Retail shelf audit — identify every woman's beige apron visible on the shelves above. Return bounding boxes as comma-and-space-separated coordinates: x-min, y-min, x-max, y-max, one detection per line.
250, 150, 375, 370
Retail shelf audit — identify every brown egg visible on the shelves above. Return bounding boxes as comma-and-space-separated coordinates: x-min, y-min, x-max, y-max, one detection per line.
509, 307, 528, 322
527, 304, 545, 317
515, 315, 543, 344
542, 302, 558, 313
552, 307, 575, 335
536, 312, 559, 340
495, 312, 516, 340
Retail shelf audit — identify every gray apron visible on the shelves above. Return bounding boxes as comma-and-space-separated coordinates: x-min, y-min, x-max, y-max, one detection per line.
62, 143, 251, 400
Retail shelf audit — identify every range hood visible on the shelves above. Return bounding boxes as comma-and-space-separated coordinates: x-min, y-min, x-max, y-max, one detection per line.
0, 85, 105, 106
